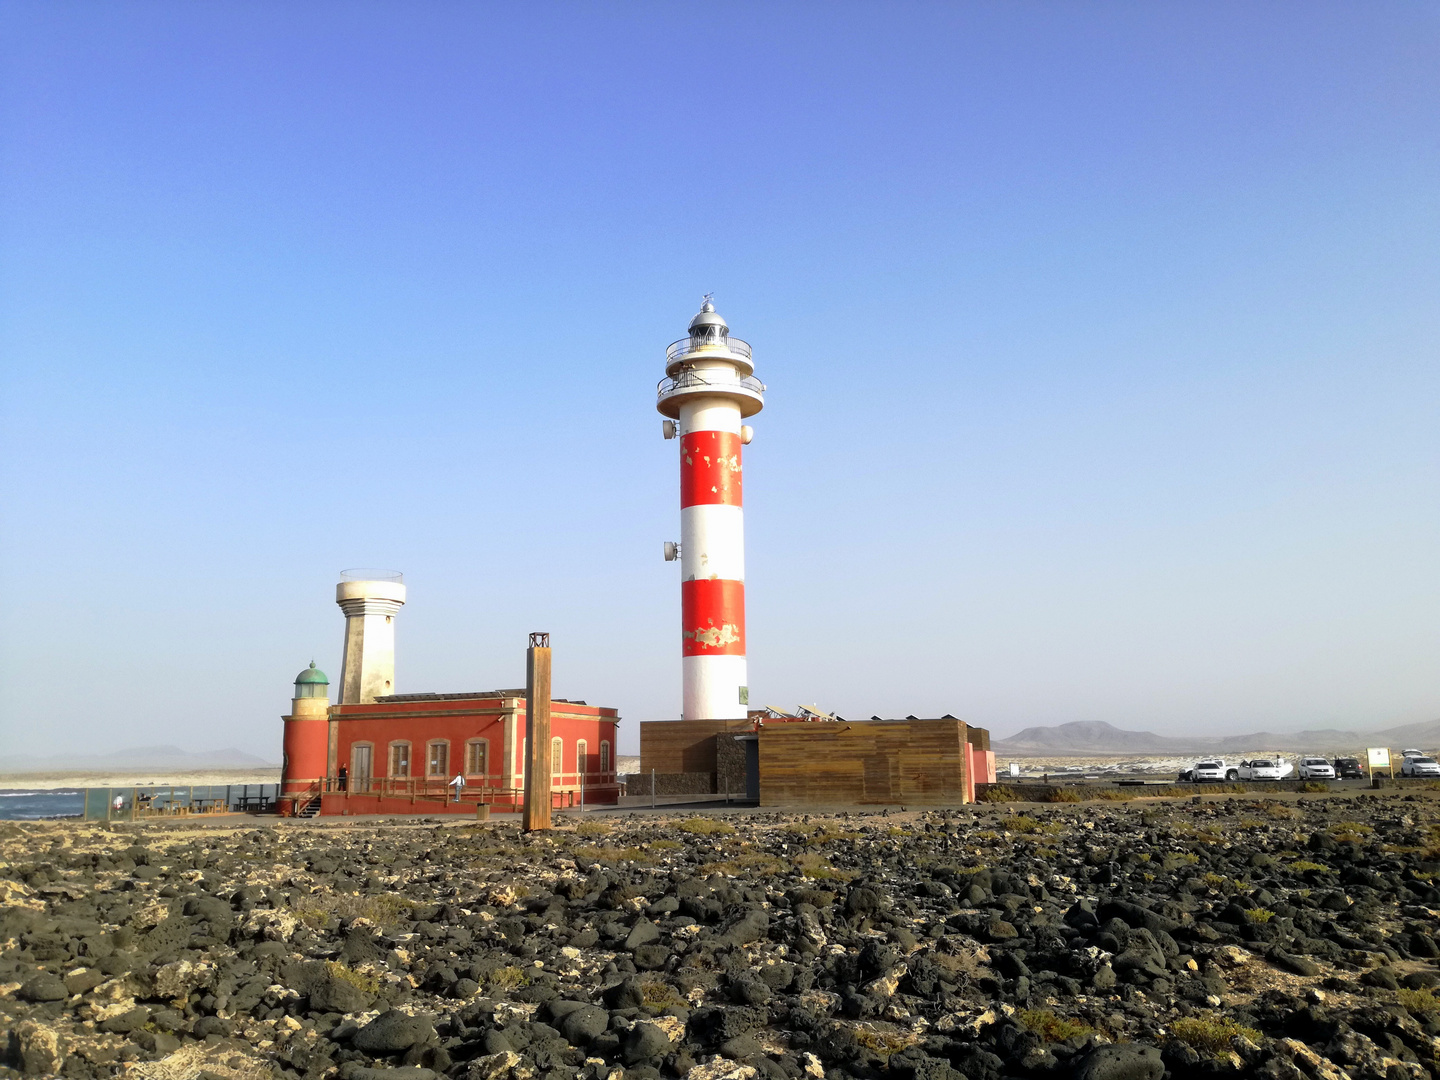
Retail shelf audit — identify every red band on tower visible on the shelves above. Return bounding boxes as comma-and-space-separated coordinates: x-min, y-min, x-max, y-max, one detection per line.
680, 431, 743, 508
680, 578, 746, 656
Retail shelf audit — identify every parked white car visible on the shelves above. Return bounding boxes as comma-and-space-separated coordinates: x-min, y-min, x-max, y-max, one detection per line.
1297, 757, 1336, 780
1178, 760, 1227, 783
1400, 754, 1440, 778
1229, 757, 1290, 781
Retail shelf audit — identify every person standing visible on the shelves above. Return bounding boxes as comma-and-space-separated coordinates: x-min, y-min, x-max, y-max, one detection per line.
450, 773, 464, 803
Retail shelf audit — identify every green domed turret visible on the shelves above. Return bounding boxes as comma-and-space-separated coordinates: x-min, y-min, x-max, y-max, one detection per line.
294, 661, 329, 699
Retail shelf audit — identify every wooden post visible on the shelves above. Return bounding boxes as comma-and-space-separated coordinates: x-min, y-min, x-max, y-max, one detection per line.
523, 633, 553, 831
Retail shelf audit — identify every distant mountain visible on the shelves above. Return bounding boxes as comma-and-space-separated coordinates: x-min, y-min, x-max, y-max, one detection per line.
0, 745, 278, 773
992, 721, 1188, 754
1370, 717, 1440, 746
992, 719, 1437, 756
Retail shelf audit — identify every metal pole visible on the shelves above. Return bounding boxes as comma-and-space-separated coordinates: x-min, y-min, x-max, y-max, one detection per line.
651, 768, 656, 809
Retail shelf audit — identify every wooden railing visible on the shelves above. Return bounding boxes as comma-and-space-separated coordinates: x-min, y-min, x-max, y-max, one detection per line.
322, 771, 620, 805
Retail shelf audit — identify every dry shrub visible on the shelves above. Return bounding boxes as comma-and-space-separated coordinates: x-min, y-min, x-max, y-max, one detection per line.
1018, 1009, 1092, 1042
678, 817, 736, 836
292, 893, 414, 933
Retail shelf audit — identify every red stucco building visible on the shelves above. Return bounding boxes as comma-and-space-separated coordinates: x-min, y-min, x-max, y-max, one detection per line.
281, 668, 621, 817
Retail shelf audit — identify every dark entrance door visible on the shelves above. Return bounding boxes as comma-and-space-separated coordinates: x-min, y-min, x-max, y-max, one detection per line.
744, 739, 760, 801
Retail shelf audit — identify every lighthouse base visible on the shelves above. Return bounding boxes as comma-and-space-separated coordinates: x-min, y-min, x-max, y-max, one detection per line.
682, 654, 749, 721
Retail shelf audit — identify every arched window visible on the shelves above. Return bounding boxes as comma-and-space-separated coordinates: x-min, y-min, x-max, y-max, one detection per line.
551, 737, 563, 777
389, 742, 411, 778
427, 740, 449, 777
600, 741, 610, 775
576, 739, 588, 780
466, 739, 488, 777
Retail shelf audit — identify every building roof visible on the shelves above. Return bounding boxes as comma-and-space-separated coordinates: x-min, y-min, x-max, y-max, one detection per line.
295, 662, 329, 685
373, 691, 590, 705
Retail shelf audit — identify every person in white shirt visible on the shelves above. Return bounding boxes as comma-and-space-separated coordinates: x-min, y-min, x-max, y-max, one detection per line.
449, 774, 464, 802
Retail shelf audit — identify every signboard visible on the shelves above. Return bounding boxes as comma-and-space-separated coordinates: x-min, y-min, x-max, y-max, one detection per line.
1008, 762, 1021, 778
1366, 747, 1390, 770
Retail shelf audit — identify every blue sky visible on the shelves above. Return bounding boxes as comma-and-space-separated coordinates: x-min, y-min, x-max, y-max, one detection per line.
1, 2, 1437, 759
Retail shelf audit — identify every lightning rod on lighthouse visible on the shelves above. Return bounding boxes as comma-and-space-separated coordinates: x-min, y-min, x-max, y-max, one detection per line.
657, 297, 766, 720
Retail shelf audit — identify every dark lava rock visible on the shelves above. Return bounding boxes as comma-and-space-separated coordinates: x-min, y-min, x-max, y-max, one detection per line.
1073, 1043, 1164, 1080
625, 918, 661, 951
353, 1009, 438, 1054
623, 1021, 674, 1065
338, 1065, 438, 1080
633, 943, 670, 970
558, 1004, 609, 1045
604, 976, 645, 1009
17, 973, 69, 1002
1270, 950, 1321, 977
98, 1006, 150, 1034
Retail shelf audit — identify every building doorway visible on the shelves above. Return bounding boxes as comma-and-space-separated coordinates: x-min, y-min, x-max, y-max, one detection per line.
352, 744, 373, 793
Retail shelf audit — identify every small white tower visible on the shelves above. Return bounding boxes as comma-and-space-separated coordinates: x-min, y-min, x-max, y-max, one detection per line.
657, 298, 765, 720
336, 569, 406, 704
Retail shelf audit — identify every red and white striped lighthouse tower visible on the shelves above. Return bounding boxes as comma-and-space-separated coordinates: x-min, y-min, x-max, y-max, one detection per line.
658, 297, 765, 720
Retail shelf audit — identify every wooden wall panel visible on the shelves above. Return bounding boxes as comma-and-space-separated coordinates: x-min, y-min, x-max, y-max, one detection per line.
640, 720, 753, 776
759, 719, 969, 806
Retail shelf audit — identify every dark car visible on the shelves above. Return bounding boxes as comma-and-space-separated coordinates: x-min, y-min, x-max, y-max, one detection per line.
1333, 757, 1364, 779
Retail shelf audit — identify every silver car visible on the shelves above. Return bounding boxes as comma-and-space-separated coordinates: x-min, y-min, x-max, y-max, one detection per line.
1401, 755, 1440, 778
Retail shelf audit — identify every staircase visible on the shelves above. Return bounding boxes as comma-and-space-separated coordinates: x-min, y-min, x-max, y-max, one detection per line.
295, 794, 322, 819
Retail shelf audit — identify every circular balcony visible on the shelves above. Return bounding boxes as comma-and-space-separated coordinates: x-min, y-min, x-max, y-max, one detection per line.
656, 370, 766, 418
340, 568, 404, 583
664, 336, 754, 377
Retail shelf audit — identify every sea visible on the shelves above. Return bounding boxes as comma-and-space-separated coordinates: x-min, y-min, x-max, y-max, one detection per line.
0, 789, 84, 820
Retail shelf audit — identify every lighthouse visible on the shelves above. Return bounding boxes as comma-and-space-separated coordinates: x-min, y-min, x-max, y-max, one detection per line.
658, 298, 765, 721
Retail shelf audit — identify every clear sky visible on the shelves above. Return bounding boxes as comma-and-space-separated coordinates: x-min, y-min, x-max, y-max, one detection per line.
1, 3, 1437, 760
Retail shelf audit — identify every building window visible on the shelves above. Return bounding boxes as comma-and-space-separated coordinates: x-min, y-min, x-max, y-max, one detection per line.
390, 742, 411, 778
551, 737, 563, 776
427, 740, 449, 777
466, 739, 488, 777
600, 740, 610, 775
576, 739, 588, 778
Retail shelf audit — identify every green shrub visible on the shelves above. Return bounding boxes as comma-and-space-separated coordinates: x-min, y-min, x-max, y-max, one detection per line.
489, 966, 529, 991
325, 961, 379, 994
1398, 989, 1439, 1015
1018, 1009, 1093, 1043
1171, 1016, 1263, 1058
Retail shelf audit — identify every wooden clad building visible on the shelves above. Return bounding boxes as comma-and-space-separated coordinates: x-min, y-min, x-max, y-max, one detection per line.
761, 717, 970, 806
635, 715, 995, 806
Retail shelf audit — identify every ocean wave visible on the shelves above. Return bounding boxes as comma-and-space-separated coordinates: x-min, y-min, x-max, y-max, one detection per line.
0, 790, 82, 797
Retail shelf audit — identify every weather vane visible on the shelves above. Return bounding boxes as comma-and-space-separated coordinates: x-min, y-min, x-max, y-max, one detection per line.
701, 292, 715, 310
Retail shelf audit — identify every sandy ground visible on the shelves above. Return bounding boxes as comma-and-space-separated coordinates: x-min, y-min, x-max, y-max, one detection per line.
0, 767, 281, 790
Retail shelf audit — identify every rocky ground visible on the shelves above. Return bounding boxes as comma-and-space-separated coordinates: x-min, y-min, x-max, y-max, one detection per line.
2, 793, 1439, 1080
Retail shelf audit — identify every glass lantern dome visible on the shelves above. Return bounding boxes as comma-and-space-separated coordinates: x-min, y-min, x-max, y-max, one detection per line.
294, 661, 330, 699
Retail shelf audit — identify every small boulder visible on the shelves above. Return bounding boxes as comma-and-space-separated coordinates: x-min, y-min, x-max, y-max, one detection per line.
624, 1021, 675, 1065
1073, 1043, 1164, 1080
353, 1009, 438, 1055
558, 1004, 610, 1046
17, 974, 69, 1003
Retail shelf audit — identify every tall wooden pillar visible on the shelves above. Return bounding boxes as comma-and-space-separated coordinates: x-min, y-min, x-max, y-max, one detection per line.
523, 633, 553, 831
